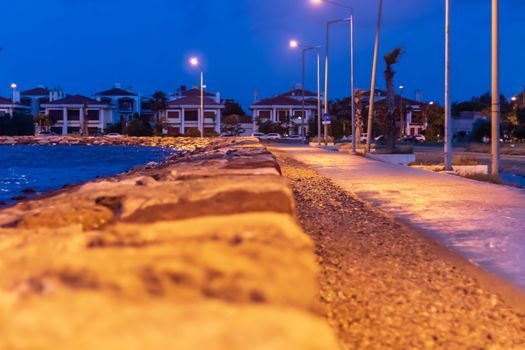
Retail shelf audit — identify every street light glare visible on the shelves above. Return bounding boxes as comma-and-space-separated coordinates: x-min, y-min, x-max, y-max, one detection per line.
189, 57, 199, 66
311, 0, 323, 4
10, 83, 17, 89
289, 40, 299, 49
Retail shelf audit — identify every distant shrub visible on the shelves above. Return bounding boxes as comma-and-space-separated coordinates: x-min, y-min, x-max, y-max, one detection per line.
184, 128, 201, 138
0, 113, 35, 136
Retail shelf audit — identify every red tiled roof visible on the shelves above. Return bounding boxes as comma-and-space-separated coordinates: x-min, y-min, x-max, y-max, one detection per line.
0, 96, 11, 104
168, 96, 222, 107
252, 96, 306, 106
181, 88, 214, 97
96, 88, 137, 96
43, 95, 109, 106
21, 87, 49, 96
279, 88, 317, 98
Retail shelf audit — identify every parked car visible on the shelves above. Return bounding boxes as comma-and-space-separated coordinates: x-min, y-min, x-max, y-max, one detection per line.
266, 133, 282, 140
286, 135, 303, 141
251, 132, 267, 139
105, 133, 123, 138
339, 136, 353, 143
414, 134, 426, 142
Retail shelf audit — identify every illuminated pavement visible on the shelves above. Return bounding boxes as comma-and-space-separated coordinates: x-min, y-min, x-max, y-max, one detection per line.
275, 145, 525, 292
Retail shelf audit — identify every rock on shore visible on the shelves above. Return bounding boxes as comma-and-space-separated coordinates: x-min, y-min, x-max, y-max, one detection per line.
0, 137, 339, 349
0, 135, 210, 149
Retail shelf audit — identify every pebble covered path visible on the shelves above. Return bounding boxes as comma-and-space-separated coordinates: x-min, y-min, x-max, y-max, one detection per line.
274, 150, 525, 350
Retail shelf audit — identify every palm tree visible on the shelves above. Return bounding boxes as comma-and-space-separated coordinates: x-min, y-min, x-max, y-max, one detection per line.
34, 113, 52, 133
150, 91, 168, 126
384, 47, 403, 150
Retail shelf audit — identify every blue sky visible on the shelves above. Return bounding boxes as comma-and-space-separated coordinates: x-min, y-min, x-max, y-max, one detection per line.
0, 0, 523, 109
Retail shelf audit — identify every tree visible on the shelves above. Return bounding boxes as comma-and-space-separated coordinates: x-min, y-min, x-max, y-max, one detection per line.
34, 113, 53, 132
223, 100, 246, 117
126, 113, 153, 136
150, 91, 168, 127
81, 103, 89, 136
221, 114, 245, 136
424, 103, 445, 142
0, 113, 35, 136
452, 92, 511, 117
329, 97, 352, 138
257, 120, 286, 135
383, 47, 403, 150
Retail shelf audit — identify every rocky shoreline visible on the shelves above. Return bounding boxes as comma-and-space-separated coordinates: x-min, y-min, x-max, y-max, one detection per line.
0, 137, 339, 349
0, 135, 210, 148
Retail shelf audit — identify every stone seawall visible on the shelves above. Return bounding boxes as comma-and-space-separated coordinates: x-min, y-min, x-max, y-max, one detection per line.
0, 137, 339, 349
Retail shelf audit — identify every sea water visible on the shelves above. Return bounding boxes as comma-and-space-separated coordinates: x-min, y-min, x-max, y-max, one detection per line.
0, 145, 174, 205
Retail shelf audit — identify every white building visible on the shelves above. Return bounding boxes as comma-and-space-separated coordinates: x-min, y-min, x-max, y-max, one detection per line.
250, 88, 319, 136
94, 84, 141, 123
165, 88, 224, 135
0, 96, 31, 116
42, 95, 115, 135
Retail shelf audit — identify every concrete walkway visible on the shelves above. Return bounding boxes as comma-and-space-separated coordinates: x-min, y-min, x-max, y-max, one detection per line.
275, 146, 525, 292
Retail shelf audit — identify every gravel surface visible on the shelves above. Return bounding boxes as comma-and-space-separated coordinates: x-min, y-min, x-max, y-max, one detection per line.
273, 150, 525, 350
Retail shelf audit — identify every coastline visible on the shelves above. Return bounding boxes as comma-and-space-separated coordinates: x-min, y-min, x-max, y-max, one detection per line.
0, 140, 203, 207
0, 135, 210, 148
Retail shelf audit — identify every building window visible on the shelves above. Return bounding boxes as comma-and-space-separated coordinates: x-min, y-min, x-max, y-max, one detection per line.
88, 110, 100, 121
167, 111, 180, 119
185, 110, 199, 122
67, 109, 80, 121
259, 111, 271, 118
204, 111, 216, 120
49, 110, 63, 120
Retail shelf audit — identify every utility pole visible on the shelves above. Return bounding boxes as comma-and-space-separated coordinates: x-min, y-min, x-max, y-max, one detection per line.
491, 0, 500, 176
365, 0, 383, 152
444, 0, 453, 171
324, 22, 330, 146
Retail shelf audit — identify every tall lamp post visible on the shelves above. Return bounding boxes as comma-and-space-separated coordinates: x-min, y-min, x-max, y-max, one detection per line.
491, 0, 500, 176
190, 56, 204, 138
399, 85, 405, 137
10, 83, 17, 117
312, 0, 355, 152
290, 40, 322, 142
444, 0, 453, 170
365, 0, 383, 152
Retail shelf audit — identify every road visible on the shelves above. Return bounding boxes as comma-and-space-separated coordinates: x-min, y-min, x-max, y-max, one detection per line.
274, 145, 525, 292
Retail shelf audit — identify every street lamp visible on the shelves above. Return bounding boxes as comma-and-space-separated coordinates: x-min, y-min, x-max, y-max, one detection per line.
10, 83, 17, 116
289, 40, 322, 142
399, 85, 405, 137
365, 0, 383, 153
491, 0, 500, 176
190, 56, 204, 138
312, 0, 356, 152
444, 0, 453, 170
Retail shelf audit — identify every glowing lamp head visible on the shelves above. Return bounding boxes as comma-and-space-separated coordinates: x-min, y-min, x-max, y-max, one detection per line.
512, 96, 517, 102
311, 0, 323, 4
189, 57, 199, 67
429, 101, 435, 105
289, 40, 299, 49
399, 85, 404, 90
10, 83, 17, 89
